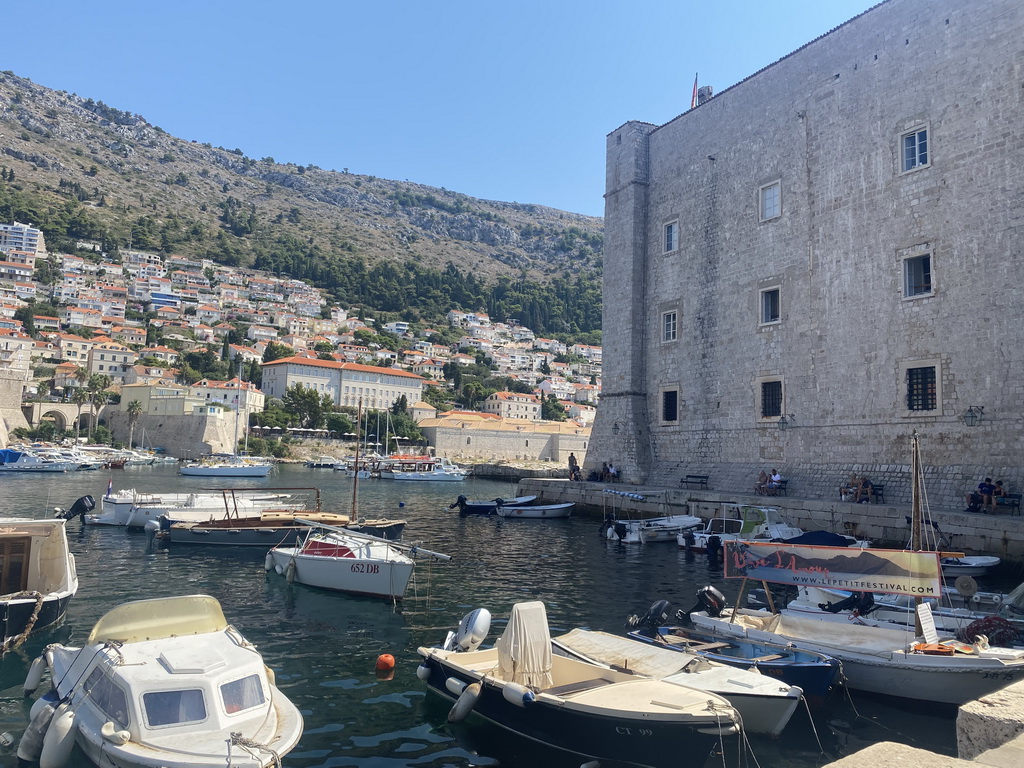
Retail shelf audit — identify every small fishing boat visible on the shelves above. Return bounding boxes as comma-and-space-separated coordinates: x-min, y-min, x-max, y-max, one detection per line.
390, 457, 466, 482
416, 602, 740, 767
265, 520, 448, 600
18, 595, 303, 768
178, 454, 274, 477
495, 501, 574, 519
677, 505, 869, 552
602, 513, 703, 543
304, 455, 340, 468
448, 494, 538, 516
625, 598, 840, 704
1, 516, 79, 655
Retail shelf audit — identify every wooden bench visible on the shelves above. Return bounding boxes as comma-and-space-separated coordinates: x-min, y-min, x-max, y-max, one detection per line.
764, 479, 788, 496
680, 474, 710, 489
748, 654, 784, 662
689, 641, 730, 651
997, 493, 1022, 516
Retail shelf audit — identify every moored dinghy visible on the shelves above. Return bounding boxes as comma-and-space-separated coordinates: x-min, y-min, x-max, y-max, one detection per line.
417, 602, 740, 767
448, 494, 538, 516
19, 594, 303, 768
495, 501, 574, 519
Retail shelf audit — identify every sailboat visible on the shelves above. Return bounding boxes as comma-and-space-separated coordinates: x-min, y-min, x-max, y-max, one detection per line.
689, 432, 1024, 705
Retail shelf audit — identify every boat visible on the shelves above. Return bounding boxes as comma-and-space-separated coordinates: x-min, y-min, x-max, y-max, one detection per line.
416, 601, 740, 768
390, 456, 466, 482
690, 432, 1024, 705
118, 489, 304, 529
905, 517, 1002, 577
603, 513, 703, 543
0, 448, 77, 473
265, 519, 447, 600
625, 599, 841, 704
448, 494, 538, 516
304, 455, 340, 469
18, 594, 303, 768
495, 501, 574, 519
157, 509, 354, 546
178, 453, 274, 477
677, 505, 869, 552
0, 516, 79, 655
552, 627, 803, 738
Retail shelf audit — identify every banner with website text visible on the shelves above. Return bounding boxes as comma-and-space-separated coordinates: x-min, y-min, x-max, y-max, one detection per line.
723, 541, 942, 597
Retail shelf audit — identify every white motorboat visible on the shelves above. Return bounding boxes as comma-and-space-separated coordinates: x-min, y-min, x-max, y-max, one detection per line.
390, 456, 466, 482
495, 502, 574, 519
85, 488, 303, 529
266, 520, 449, 600
552, 628, 803, 737
906, 516, 1001, 577
0, 448, 76, 473
0, 517, 78, 655
19, 595, 303, 768
603, 513, 703, 543
416, 602, 740, 767
677, 505, 870, 551
179, 454, 274, 477
304, 455, 340, 468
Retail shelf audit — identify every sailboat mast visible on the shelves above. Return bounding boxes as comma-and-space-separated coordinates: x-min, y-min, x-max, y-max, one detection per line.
351, 400, 363, 520
911, 430, 924, 636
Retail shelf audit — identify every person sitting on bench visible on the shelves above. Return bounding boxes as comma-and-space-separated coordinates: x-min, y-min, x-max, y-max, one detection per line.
966, 478, 996, 513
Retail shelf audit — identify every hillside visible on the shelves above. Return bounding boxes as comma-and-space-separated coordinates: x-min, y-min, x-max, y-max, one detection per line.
0, 71, 604, 333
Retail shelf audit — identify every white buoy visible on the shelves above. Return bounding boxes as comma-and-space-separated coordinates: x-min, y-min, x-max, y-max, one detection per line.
416, 664, 431, 681
23, 655, 47, 695
264, 552, 274, 571
447, 682, 481, 723
39, 703, 76, 768
445, 677, 467, 696
502, 682, 536, 707
275, 564, 284, 575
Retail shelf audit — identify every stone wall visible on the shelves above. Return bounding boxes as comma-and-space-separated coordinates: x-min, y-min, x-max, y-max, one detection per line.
592, 0, 1024, 502
103, 411, 236, 458
423, 425, 590, 465
0, 372, 29, 445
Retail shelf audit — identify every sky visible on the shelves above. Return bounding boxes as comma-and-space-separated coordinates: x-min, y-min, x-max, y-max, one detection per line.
3, 1, 879, 218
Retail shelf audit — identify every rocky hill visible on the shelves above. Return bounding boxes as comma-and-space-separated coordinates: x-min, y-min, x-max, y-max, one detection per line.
0, 71, 603, 287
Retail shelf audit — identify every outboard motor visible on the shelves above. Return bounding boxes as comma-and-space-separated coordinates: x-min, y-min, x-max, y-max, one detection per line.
598, 510, 616, 537
691, 586, 727, 618
680, 530, 696, 552
54, 495, 95, 522
706, 534, 722, 566
613, 522, 628, 541
448, 495, 467, 510
818, 591, 875, 616
626, 600, 672, 633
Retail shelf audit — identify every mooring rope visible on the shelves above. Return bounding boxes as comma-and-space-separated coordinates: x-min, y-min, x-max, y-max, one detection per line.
0, 591, 45, 656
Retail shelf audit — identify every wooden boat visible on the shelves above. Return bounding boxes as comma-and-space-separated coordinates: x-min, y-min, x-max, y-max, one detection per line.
416, 602, 740, 768
552, 627, 803, 737
0, 517, 78, 655
19, 595, 303, 768
495, 502, 574, 519
448, 494, 538, 516
625, 599, 840, 704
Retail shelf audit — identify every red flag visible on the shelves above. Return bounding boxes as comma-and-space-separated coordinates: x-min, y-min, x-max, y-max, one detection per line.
691, 73, 699, 109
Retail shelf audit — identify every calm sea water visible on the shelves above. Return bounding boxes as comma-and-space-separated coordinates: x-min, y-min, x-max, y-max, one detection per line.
0, 464, 969, 767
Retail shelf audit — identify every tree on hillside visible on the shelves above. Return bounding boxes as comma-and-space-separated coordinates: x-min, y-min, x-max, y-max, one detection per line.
283, 384, 332, 429
127, 399, 143, 448
262, 342, 294, 363
541, 394, 567, 422
87, 374, 113, 441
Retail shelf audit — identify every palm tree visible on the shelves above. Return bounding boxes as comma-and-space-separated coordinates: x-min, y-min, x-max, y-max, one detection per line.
127, 400, 143, 449
87, 374, 112, 442
72, 387, 90, 440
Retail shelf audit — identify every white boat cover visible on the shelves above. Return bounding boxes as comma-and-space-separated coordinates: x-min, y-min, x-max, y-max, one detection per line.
495, 601, 553, 688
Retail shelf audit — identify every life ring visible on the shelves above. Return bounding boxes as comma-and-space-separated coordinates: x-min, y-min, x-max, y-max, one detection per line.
40, 702, 76, 768
24, 654, 47, 695
447, 682, 481, 723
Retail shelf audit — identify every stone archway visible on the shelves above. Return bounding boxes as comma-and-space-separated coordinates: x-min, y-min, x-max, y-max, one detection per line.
39, 409, 68, 433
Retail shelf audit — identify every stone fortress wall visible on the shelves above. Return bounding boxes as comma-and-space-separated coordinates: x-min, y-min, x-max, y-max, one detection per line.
589, 0, 1024, 509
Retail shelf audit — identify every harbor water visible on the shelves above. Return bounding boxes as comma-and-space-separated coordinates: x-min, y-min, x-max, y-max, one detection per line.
0, 464, 978, 767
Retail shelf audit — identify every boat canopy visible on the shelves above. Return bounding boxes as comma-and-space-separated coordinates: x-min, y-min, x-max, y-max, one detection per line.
87, 594, 228, 645
495, 601, 553, 688
0, 449, 24, 463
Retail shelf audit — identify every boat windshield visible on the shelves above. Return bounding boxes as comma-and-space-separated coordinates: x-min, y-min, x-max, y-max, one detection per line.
143, 689, 207, 727
84, 668, 130, 729
221, 674, 266, 714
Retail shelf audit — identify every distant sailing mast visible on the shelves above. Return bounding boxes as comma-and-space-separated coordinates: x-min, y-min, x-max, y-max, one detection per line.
351, 399, 363, 521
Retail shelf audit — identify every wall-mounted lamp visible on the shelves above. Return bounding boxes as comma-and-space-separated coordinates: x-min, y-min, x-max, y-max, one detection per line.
612, 422, 621, 435
963, 406, 984, 427
777, 414, 795, 431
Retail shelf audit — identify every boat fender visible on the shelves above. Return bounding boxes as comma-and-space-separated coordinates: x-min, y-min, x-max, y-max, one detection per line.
23, 655, 47, 696
264, 553, 275, 571
285, 560, 296, 584
29, 690, 60, 722
501, 682, 535, 707
416, 664, 431, 681
447, 682, 481, 723
39, 703, 75, 768
275, 564, 284, 575
445, 677, 467, 696
16, 698, 57, 763
100, 721, 130, 746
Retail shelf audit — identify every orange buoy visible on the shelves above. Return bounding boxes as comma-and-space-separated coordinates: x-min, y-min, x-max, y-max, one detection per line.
375, 654, 396, 671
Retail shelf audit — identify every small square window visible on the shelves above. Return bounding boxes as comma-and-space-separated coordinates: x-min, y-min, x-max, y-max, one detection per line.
759, 181, 781, 221
663, 221, 678, 253
903, 254, 932, 298
906, 366, 936, 411
901, 127, 929, 172
761, 381, 782, 418
662, 390, 678, 422
662, 311, 677, 342
760, 288, 780, 324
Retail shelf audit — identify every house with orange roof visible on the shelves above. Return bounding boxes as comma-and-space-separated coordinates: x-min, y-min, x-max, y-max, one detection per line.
87, 340, 138, 381
481, 391, 542, 420
261, 356, 426, 411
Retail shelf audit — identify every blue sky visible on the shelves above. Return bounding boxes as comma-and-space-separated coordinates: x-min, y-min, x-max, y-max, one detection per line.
4, 1, 877, 217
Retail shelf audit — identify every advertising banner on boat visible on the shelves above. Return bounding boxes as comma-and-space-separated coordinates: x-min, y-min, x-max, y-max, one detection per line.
723, 542, 943, 597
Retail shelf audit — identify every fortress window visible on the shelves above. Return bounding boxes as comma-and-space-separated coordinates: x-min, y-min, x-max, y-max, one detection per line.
903, 254, 933, 298
759, 181, 781, 221
663, 221, 678, 253
906, 366, 936, 411
901, 127, 929, 172
760, 287, 781, 325
662, 390, 679, 423
662, 311, 678, 342
761, 381, 783, 418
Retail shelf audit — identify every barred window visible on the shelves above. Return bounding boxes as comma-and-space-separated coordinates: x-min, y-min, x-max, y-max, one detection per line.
662, 390, 678, 422
906, 366, 936, 411
761, 381, 782, 418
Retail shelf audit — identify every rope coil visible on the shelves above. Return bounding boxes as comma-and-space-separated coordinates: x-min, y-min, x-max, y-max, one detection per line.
228, 731, 282, 768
